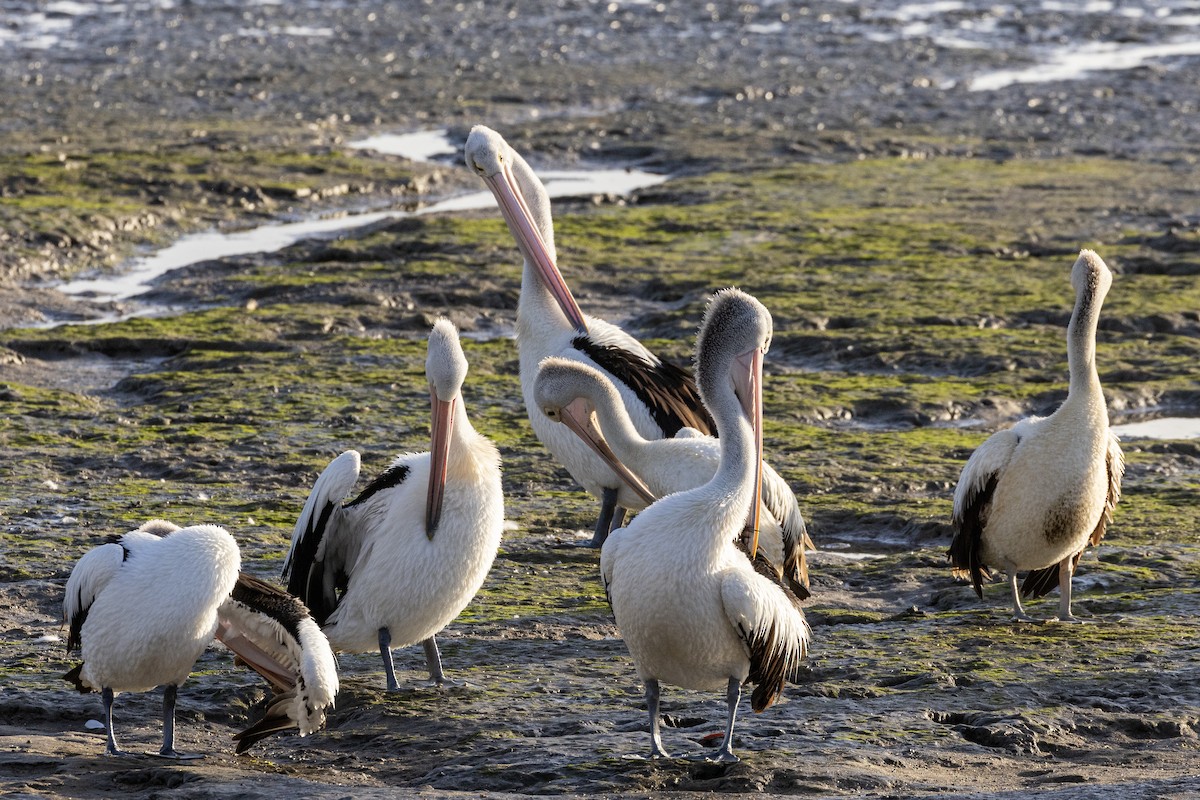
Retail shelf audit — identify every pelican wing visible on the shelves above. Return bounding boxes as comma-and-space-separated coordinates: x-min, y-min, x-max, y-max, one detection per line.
571, 334, 716, 438
948, 428, 1021, 597
1094, 430, 1125, 548
598, 528, 623, 609
283, 450, 362, 623
62, 542, 126, 652
760, 463, 812, 600
217, 573, 338, 754
1022, 429, 1126, 598
721, 567, 810, 713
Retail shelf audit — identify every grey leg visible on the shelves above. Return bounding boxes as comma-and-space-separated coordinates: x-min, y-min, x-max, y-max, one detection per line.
609, 506, 627, 534
160, 684, 177, 756
645, 679, 669, 759
1057, 556, 1087, 623
154, 684, 202, 759
102, 687, 126, 757
589, 487, 621, 548
1008, 571, 1039, 623
379, 627, 400, 691
712, 677, 741, 763
422, 636, 447, 685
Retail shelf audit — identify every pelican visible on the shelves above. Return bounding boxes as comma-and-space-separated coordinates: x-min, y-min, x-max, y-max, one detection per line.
62, 519, 338, 758
283, 318, 504, 690
533, 355, 813, 598
948, 249, 1124, 622
464, 124, 713, 547
600, 288, 810, 763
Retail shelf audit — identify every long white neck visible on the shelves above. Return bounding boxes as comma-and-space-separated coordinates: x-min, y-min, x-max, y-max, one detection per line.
589, 377, 653, 457
446, 397, 500, 480
701, 377, 755, 546
1064, 276, 1105, 409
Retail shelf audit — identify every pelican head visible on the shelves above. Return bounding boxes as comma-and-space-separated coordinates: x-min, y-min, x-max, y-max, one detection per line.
464, 125, 587, 332
424, 318, 468, 538
696, 288, 772, 558
533, 357, 657, 506
1071, 248, 1113, 300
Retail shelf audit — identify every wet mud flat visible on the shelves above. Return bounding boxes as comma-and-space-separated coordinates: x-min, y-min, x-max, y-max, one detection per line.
3, 0, 1200, 798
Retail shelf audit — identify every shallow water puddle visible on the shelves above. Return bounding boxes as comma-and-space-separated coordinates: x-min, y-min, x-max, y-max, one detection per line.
52, 130, 667, 313
968, 38, 1200, 91
1111, 417, 1200, 440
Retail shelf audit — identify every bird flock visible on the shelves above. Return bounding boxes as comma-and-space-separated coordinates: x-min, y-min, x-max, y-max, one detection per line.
60, 125, 1123, 764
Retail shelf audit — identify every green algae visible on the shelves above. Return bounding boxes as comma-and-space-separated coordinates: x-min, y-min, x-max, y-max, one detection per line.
0, 143, 430, 279
2, 151, 1198, 784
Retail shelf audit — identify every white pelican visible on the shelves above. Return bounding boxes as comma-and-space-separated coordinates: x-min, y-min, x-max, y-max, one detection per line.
62, 519, 338, 757
464, 124, 713, 547
948, 249, 1125, 622
600, 288, 810, 763
283, 319, 503, 690
533, 355, 813, 598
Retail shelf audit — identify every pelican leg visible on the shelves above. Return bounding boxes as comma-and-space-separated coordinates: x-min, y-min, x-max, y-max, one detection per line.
101, 687, 128, 757
379, 627, 400, 691
589, 487, 620, 548
1057, 555, 1087, 623
609, 506, 627, 534
711, 677, 742, 764
422, 636, 452, 686
645, 679, 670, 759
153, 684, 202, 759
1008, 572, 1039, 624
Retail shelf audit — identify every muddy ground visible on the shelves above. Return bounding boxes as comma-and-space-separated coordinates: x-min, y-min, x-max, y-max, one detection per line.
1, 1, 1199, 798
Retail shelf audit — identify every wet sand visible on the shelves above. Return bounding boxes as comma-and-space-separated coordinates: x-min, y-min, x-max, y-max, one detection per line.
2, 1, 1200, 798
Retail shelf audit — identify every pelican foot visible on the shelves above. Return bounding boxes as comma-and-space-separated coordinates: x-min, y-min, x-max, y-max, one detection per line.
150, 749, 204, 760
428, 677, 469, 691
103, 747, 135, 758
684, 751, 739, 764
1053, 615, 1092, 625
1009, 612, 1044, 625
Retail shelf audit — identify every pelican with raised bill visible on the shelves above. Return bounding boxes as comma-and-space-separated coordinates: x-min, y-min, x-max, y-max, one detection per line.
533, 355, 813, 598
600, 288, 810, 763
62, 520, 338, 758
282, 319, 504, 690
464, 124, 713, 547
948, 249, 1125, 623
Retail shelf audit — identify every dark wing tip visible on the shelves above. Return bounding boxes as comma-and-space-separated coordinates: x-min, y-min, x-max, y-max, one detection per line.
947, 475, 998, 599
63, 663, 90, 693
1021, 563, 1060, 599
232, 691, 299, 755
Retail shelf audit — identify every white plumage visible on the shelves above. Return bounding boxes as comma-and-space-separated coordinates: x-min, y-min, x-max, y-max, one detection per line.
283, 319, 504, 689
533, 355, 813, 597
62, 519, 338, 757
600, 288, 810, 763
465, 124, 712, 546
948, 249, 1125, 622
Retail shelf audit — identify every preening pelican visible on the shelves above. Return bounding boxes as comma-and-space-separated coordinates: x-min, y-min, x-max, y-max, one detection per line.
600, 288, 810, 763
62, 519, 338, 757
948, 249, 1124, 622
283, 319, 504, 690
464, 124, 712, 547
533, 355, 812, 598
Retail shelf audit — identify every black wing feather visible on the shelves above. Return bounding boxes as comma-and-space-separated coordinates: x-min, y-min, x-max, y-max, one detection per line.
947, 475, 998, 599
571, 336, 715, 437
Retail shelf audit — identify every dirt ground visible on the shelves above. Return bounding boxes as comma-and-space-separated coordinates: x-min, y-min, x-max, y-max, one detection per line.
1, 1, 1199, 798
